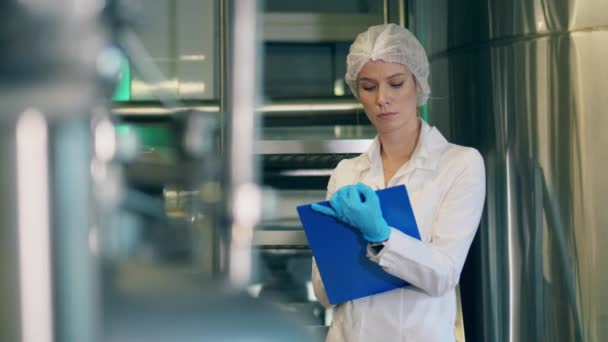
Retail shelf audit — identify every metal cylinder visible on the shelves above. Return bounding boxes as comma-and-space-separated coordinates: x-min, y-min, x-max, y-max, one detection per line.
224, 0, 262, 288
0, 119, 26, 342
50, 118, 99, 342
409, 0, 608, 341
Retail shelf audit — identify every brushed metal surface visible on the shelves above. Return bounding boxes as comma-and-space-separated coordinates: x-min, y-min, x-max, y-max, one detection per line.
0, 123, 21, 342
409, 0, 608, 341
253, 231, 309, 247
257, 139, 373, 155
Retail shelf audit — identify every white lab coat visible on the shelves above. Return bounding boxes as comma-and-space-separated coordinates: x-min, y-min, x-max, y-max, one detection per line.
312, 119, 486, 342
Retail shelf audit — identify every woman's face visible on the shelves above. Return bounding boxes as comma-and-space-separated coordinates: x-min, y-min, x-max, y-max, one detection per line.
357, 60, 419, 134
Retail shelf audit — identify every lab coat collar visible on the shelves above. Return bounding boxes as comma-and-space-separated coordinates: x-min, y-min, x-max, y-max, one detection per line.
358, 119, 448, 175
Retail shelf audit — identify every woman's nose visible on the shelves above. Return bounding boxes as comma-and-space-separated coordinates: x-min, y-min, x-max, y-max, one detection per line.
376, 85, 390, 106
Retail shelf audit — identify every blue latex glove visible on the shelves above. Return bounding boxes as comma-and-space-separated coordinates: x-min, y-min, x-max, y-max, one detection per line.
311, 182, 390, 243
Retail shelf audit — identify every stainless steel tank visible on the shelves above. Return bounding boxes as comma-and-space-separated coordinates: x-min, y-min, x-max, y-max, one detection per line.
408, 0, 608, 341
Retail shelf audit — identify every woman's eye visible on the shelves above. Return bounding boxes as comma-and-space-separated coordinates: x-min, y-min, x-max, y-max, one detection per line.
361, 85, 376, 91
390, 82, 404, 88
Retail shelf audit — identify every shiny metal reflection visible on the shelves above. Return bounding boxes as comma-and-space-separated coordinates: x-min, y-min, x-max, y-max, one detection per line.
111, 100, 363, 117
226, 0, 261, 288
16, 109, 53, 342
409, 0, 608, 341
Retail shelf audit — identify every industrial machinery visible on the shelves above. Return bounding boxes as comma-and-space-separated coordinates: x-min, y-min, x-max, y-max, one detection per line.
3, 0, 605, 341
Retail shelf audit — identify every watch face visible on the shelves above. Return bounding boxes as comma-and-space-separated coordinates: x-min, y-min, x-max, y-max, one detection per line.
371, 243, 385, 253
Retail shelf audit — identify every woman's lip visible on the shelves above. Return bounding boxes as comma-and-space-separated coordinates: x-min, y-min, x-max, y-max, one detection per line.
378, 112, 397, 118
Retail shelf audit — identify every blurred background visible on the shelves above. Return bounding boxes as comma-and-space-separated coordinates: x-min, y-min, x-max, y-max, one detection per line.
0, 0, 606, 341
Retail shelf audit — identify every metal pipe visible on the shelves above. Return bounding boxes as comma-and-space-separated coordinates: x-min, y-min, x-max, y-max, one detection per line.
225, 0, 261, 288
112, 100, 362, 116
16, 110, 53, 342
214, 0, 230, 275
383, 0, 389, 24
0, 111, 55, 342
398, 0, 406, 27
0, 124, 20, 341
52, 118, 98, 342
219, 0, 229, 153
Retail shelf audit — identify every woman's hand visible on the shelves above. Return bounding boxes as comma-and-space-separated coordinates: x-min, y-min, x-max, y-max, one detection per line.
311, 182, 390, 243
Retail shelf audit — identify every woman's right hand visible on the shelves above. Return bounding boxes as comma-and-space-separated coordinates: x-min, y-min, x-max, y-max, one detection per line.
311, 183, 390, 243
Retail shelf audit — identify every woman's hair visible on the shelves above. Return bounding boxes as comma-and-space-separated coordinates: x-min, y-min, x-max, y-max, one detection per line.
345, 24, 430, 106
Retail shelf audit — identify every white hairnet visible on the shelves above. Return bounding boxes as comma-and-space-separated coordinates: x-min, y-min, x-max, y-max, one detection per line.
345, 23, 430, 106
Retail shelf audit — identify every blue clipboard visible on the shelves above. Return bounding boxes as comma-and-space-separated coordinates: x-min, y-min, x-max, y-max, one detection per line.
297, 185, 420, 305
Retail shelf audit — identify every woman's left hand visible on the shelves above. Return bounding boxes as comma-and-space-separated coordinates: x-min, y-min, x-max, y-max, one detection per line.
311, 182, 390, 243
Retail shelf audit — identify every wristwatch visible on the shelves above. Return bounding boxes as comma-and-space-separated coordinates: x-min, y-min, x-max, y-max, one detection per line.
369, 240, 387, 254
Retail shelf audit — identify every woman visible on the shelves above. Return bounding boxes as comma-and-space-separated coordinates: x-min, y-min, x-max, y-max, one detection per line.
311, 24, 486, 341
